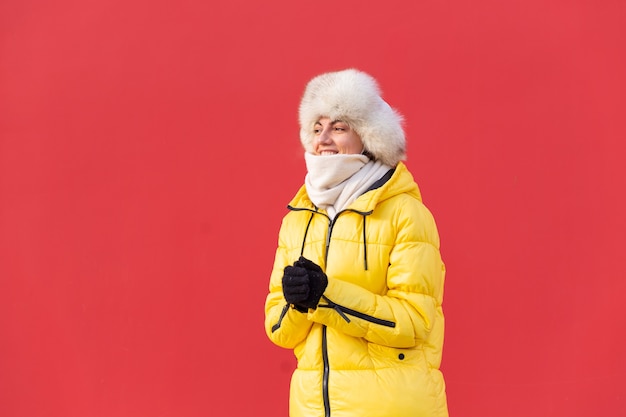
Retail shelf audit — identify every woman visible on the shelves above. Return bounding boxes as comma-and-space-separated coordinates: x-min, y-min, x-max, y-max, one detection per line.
264, 69, 448, 417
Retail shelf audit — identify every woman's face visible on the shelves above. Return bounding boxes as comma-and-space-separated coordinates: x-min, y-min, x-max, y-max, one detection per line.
312, 117, 364, 155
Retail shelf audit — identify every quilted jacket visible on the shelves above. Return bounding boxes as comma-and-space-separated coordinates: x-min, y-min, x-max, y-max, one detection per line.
264, 162, 448, 417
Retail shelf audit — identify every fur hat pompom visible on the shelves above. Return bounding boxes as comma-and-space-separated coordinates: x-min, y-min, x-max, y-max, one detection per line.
298, 69, 406, 167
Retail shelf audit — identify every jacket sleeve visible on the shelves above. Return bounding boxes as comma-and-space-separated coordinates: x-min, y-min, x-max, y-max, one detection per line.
307, 199, 445, 349
264, 219, 314, 349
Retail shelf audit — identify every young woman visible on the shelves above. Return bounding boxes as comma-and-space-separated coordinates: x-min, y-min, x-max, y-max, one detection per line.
264, 69, 448, 417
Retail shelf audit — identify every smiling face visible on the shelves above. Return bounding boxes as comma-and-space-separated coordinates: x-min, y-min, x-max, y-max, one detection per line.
312, 117, 364, 155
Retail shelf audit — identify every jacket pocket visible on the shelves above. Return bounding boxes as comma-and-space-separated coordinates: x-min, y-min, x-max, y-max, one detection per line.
367, 343, 428, 371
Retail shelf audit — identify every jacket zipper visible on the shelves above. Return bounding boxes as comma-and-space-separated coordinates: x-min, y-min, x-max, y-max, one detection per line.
319, 296, 396, 327
322, 326, 330, 417
270, 304, 290, 333
323, 214, 333, 417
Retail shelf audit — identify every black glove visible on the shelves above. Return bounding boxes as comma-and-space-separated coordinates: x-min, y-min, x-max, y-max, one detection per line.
282, 257, 328, 311
296, 257, 328, 309
282, 265, 310, 306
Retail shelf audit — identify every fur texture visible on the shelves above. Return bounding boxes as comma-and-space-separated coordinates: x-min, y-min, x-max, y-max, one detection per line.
299, 69, 406, 167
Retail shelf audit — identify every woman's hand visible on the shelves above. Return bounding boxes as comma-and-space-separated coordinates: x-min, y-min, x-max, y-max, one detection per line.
282, 257, 328, 311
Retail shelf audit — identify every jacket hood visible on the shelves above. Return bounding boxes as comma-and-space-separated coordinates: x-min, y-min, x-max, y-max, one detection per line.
298, 69, 406, 167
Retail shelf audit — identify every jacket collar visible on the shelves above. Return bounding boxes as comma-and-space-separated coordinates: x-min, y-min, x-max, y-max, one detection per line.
288, 162, 421, 214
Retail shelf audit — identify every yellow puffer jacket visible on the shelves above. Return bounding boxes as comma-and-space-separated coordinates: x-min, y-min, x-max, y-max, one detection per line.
264, 162, 448, 417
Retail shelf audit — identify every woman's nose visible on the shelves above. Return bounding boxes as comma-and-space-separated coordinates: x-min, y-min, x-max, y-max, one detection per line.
318, 129, 332, 143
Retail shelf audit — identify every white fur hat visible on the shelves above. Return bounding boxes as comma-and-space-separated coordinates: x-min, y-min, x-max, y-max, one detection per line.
298, 69, 406, 167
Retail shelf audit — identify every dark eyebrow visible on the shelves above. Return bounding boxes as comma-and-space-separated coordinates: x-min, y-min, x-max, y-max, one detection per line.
314, 119, 347, 126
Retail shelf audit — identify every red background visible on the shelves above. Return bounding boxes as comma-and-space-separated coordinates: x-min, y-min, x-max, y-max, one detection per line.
1, 1, 625, 416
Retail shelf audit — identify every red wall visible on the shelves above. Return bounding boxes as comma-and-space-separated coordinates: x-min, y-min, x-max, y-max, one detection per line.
1, 1, 624, 416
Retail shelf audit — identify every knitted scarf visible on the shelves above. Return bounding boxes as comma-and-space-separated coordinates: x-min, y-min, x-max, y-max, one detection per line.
304, 152, 392, 219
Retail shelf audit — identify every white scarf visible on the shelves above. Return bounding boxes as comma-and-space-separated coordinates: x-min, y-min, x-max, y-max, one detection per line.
304, 152, 393, 218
